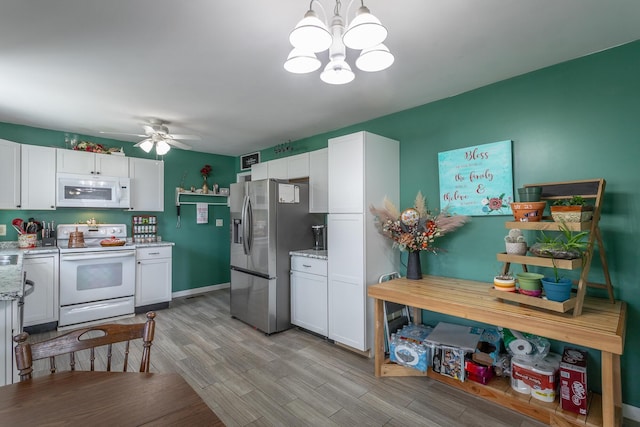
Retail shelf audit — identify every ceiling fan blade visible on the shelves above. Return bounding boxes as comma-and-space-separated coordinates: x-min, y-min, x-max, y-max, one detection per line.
133, 138, 152, 147
167, 134, 201, 140
99, 131, 147, 138
142, 125, 157, 135
166, 139, 192, 150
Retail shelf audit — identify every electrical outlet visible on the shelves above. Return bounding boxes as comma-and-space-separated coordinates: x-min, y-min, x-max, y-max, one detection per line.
215, 219, 223, 227
0, 224, 5, 236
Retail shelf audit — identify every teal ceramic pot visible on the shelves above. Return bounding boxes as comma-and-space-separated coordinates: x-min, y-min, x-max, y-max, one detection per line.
516, 272, 544, 291
517, 187, 542, 202
541, 277, 573, 302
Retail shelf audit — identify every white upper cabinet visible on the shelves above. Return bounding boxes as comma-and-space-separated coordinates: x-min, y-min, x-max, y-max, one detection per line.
129, 158, 164, 211
0, 139, 21, 209
57, 149, 129, 177
267, 158, 288, 179
287, 153, 309, 179
21, 145, 56, 210
251, 162, 268, 180
328, 133, 365, 213
251, 153, 310, 181
309, 148, 328, 213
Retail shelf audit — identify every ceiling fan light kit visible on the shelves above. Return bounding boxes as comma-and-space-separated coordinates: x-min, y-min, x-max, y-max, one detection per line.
101, 118, 196, 155
285, 0, 393, 84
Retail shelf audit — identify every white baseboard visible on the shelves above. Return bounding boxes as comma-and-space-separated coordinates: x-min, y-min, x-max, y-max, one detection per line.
624, 403, 640, 422
172, 282, 230, 299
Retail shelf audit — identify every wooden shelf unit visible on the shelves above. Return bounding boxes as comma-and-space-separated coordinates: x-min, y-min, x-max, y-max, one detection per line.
496, 179, 613, 316
368, 276, 626, 427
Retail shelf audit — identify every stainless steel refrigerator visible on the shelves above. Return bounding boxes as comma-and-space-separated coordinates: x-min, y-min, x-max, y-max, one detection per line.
230, 179, 320, 334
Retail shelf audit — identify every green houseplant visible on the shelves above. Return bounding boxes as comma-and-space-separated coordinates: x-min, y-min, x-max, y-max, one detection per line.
530, 223, 589, 301
550, 196, 594, 222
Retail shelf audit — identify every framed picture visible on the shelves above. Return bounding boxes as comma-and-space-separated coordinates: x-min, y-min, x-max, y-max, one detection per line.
438, 140, 514, 216
241, 152, 260, 170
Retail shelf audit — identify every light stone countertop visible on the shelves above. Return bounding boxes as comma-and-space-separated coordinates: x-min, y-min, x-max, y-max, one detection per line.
289, 249, 328, 260
0, 247, 24, 301
133, 241, 175, 248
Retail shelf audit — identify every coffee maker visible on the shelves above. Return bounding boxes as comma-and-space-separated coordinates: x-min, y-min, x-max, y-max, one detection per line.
311, 225, 326, 250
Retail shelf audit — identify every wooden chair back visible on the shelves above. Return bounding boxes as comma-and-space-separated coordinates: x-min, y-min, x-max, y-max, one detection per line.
14, 312, 156, 382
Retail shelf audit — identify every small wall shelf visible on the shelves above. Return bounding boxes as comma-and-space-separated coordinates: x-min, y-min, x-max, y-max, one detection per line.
175, 188, 229, 207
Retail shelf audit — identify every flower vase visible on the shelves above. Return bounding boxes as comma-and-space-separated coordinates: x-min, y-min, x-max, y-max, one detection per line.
202, 178, 209, 194
406, 251, 422, 280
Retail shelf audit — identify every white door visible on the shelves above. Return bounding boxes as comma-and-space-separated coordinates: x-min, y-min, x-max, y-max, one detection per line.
267, 158, 287, 179
287, 153, 309, 179
328, 133, 364, 213
0, 300, 17, 386
251, 163, 268, 180
21, 145, 56, 210
136, 257, 172, 306
95, 153, 129, 177
57, 149, 96, 175
309, 148, 328, 213
129, 158, 164, 211
327, 213, 366, 350
23, 255, 59, 326
0, 139, 21, 209
291, 270, 328, 336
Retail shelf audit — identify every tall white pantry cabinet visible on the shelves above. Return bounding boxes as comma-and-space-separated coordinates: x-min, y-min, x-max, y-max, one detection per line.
327, 131, 399, 352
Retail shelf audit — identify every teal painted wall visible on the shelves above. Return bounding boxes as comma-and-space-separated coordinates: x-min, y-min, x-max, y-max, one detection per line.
2, 38, 638, 406
0, 122, 235, 292
275, 41, 640, 406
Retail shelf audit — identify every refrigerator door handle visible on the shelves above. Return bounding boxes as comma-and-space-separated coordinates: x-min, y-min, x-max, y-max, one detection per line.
246, 197, 253, 253
241, 195, 250, 255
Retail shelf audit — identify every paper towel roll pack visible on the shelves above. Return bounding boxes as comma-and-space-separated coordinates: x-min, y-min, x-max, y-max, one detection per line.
501, 328, 550, 358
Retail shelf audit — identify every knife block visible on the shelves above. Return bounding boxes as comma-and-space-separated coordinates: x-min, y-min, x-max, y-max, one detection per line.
42, 231, 57, 247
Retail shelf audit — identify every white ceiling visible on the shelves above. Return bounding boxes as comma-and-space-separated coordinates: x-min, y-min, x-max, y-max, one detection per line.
1, 0, 639, 156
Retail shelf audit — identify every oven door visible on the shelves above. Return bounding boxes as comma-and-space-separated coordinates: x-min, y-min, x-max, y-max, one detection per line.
59, 249, 136, 305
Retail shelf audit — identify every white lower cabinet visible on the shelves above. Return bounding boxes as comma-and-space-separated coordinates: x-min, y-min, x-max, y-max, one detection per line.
23, 253, 59, 327
290, 256, 328, 337
0, 299, 17, 386
135, 246, 172, 309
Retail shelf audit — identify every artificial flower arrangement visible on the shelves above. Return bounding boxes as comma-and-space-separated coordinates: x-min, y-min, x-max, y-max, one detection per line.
73, 140, 122, 154
200, 164, 212, 179
370, 191, 470, 253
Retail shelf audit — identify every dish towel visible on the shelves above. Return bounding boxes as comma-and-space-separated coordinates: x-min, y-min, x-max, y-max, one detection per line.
196, 203, 208, 224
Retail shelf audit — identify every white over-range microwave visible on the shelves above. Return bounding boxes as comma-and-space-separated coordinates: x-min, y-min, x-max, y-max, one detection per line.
56, 173, 131, 209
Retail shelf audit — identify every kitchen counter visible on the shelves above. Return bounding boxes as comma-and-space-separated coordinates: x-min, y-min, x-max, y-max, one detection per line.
133, 241, 175, 248
289, 249, 328, 260
0, 247, 24, 300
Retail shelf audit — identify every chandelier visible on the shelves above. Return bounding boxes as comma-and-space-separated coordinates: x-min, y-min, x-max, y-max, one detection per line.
284, 0, 394, 85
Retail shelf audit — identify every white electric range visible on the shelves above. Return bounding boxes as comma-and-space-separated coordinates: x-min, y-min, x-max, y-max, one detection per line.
57, 224, 136, 328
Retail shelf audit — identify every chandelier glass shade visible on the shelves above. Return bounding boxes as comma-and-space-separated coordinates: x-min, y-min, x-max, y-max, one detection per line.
284, 0, 393, 84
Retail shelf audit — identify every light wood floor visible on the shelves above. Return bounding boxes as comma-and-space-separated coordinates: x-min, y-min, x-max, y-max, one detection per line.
27, 290, 632, 427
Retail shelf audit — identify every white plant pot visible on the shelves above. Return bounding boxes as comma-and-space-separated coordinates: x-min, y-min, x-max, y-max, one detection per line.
505, 242, 527, 255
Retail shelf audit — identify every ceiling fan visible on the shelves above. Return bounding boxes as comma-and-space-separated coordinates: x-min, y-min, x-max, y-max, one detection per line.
100, 119, 198, 155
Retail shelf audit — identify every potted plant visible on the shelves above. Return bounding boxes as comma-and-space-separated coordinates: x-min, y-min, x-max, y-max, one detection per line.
493, 270, 516, 292
540, 260, 574, 302
504, 229, 527, 255
529, 224, 588, 260
550, 196, 594, 223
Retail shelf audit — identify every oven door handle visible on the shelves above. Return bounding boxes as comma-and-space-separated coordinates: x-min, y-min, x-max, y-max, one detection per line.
61, 251, 135, 261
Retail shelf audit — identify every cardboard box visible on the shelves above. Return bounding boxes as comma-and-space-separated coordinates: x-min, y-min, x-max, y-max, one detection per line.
560, 347, 588, 415
465, 359, 493, 384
